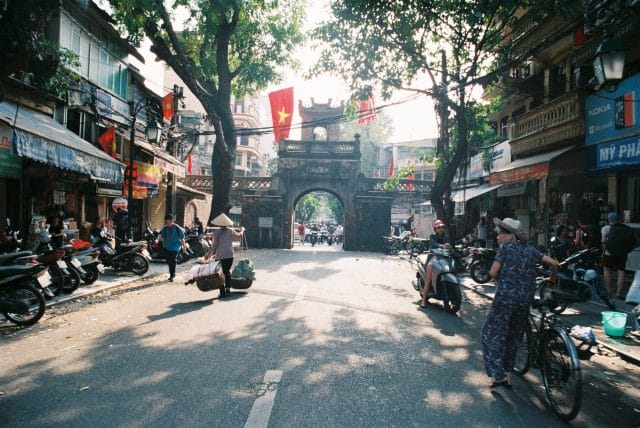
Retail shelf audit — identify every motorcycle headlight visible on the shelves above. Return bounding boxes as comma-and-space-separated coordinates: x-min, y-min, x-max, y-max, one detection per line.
584, 269, 597, 281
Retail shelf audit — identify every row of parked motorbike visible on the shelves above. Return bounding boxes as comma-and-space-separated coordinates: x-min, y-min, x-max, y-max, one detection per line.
143, 221, 211, 263
406, 235, 617, 316
0, 222, 154, 326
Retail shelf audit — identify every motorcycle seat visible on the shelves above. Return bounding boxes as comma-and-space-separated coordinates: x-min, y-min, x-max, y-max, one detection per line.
0, 251, 33, 265
0, 264, 44, 278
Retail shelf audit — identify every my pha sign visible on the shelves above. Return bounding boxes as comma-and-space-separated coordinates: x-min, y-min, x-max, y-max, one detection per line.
597, 135, 640, 169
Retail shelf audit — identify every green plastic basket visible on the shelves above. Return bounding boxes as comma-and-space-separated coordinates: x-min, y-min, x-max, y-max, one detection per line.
601, 311, 627, 337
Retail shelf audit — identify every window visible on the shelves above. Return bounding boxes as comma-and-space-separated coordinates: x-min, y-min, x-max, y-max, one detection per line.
240, 135, 249, 146
550, 61, 567, 100
499, 116, 509, 138
235, 156, 241, 166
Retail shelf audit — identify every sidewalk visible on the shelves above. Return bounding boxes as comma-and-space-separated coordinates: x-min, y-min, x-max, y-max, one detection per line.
460, 277, 640, 364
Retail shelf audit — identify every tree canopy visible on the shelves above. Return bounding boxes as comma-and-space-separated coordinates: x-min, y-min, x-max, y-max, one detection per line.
109, 0, 304, 219
313, 0, 538, 222
340, 110, 394, 177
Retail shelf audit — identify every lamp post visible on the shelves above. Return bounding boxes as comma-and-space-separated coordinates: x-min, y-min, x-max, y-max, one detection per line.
127, 100, 163, 239
592, 37, 627, 87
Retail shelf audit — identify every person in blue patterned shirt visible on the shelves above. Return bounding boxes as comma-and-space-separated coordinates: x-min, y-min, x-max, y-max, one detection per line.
481, 217, 558, 389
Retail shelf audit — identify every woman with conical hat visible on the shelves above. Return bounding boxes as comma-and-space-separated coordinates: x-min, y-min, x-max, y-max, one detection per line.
481, 217, 558, 389
205, 213, 245, 297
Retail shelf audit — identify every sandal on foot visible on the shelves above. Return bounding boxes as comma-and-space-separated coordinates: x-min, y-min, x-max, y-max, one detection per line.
419, 302, 428, 309
490, 378, 512, 389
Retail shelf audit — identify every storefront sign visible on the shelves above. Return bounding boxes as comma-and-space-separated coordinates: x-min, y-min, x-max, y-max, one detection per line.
468, 153, 484, 179
497, 182, 527, 197
587, 134, 640, 173
154, 157, 186, 177
0, 124, 22, 178
97, 181, 123, 196
491, 141, 511, 171
585, 74, 640, 146
258, 217, 273, 228
96, 89, 131, 126
135, 161, 160, 188
489, 163, 549, 185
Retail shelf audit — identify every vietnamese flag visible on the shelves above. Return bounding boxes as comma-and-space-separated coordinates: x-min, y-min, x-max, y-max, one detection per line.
187, 153, 193, 174
162, 92, 174, 121
356, 95, 377, 125
268, 87, 294, 143
406, 172, 415, 190
98, 126, 116, 158
388, 158, 394, 178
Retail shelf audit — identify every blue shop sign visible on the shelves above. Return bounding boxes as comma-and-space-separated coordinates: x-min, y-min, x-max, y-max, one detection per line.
585, 74, 640, 146
586, 135, 640, 174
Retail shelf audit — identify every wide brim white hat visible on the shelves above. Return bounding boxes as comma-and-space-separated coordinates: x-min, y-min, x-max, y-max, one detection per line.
493, 217, 526, 240
211, 213, 234, 227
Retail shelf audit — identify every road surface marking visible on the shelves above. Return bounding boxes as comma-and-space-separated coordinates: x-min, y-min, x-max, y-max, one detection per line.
295, 284, 307, 301
244, 370, 283, 428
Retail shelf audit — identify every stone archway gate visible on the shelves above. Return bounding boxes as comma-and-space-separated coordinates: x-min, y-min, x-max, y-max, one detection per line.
185, 137, 432, 251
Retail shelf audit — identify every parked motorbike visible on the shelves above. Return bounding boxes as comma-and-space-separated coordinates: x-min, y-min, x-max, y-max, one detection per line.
538, 247, 616, 314
94, 229, 150, 275
383, 233, 411, 255
310, 230, 319, 247
412, 248, 463, 314
326, 231, 334, 246
68, 239, 104, 285
186, 227, 207, 257
33, 241, 77, 295
0, 262, 50, 325
0, 218, 22, 253
468, 247, 497, 284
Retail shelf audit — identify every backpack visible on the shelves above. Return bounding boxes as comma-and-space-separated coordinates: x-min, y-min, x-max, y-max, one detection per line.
581, 224, 601, 249
605, 223, 637, 256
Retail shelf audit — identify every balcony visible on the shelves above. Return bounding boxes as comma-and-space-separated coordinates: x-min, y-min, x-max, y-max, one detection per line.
510, 91, 584, 157
508, 14, 577, 61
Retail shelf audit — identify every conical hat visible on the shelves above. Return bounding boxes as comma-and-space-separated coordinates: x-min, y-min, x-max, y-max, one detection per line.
211, 213, 233, 227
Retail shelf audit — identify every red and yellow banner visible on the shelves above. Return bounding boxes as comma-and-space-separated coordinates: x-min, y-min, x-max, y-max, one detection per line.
489, 163, 549, 186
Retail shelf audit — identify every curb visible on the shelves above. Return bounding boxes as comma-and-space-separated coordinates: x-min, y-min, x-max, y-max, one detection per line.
460, 282, 640, 364
44, 272, 165, 308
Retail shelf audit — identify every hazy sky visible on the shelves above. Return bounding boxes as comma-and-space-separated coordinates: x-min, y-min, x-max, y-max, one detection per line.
130, 0, 439, 142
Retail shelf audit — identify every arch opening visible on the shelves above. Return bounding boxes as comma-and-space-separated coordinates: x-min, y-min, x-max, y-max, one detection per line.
292, 190, 345, 250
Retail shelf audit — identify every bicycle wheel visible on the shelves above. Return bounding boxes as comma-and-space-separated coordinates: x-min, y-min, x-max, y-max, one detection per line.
541, 327, 582, 421
513, 321, 533, 376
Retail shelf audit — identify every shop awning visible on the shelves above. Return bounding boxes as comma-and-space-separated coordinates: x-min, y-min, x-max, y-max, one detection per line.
451, 183, 503, 203
0, 101, 124, 182
136, 140, 186, 177
489, 145, 574, 185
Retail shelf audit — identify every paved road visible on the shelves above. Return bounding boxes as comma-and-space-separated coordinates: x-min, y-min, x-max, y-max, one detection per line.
1, 246, 639, 427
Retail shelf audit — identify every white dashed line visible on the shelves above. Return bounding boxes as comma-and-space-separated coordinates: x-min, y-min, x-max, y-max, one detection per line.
244, 370, 283, 428
295, 284, 307, 301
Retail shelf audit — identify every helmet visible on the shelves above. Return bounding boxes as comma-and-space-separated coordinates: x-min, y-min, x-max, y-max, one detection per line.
433, 219, 445, 230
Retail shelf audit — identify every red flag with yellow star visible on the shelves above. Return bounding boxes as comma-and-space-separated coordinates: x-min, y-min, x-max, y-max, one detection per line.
268, 87, 294, 143
162, 92, 174, 121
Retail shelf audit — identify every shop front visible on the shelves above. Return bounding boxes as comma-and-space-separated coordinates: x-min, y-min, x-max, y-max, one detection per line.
0, 101, 124, 240
0, 122, 23, 230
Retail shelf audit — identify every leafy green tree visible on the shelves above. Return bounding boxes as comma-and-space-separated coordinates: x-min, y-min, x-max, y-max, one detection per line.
313, 0, 539, 221
0, 0, 77, 99
109, 0, 304, 220
296, 193, 319, 222
340, 110, 394, 177
327, 194, 344, 224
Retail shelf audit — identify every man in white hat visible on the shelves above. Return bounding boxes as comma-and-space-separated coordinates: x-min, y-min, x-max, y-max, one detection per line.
205, 213, 245, 297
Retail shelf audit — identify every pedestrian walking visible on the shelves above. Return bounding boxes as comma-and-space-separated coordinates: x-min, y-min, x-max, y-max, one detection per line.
298, 222, 306, 245
205, 213, 245, 297
159, 214, 186, 282
602, 212, 637, 298
476, 216, 487, 247
481, 217, 558, 389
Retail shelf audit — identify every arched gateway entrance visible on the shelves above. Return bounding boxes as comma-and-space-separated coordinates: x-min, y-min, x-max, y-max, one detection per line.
184, 141, 432, 252
236, 137, 431, 251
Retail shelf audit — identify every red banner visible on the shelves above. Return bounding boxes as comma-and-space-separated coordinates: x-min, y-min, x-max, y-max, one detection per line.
162, 93, 174, 121
268, 87, 294, 143
97, 126, 116, 158
489, 163, 549, 185
356, 95, 377, 126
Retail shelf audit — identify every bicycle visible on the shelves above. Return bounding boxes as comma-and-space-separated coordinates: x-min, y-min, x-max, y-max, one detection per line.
513, 295, 583, 421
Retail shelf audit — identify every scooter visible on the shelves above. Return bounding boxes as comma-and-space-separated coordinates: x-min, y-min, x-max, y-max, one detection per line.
468, 247, 496, 284
68, 240, 104, 285
309, 230, 319, 247
94, 229, 150, 275
538, 247, 616, 314
0, 262, 51, 325
413, 248, 463, 314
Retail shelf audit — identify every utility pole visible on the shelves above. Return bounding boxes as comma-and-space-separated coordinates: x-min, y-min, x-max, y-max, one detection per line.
165, 85, 183, 217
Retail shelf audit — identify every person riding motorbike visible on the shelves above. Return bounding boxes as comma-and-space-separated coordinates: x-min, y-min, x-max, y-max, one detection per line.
420, 219, 451, 308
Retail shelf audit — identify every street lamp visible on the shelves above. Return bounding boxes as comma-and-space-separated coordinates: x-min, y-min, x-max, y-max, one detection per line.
593, 37, 627, 87
127, 99, 164, 238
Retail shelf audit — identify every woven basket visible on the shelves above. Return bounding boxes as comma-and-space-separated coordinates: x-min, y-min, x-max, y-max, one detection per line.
230, 277, 253, 289
196, 274, 225, 291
